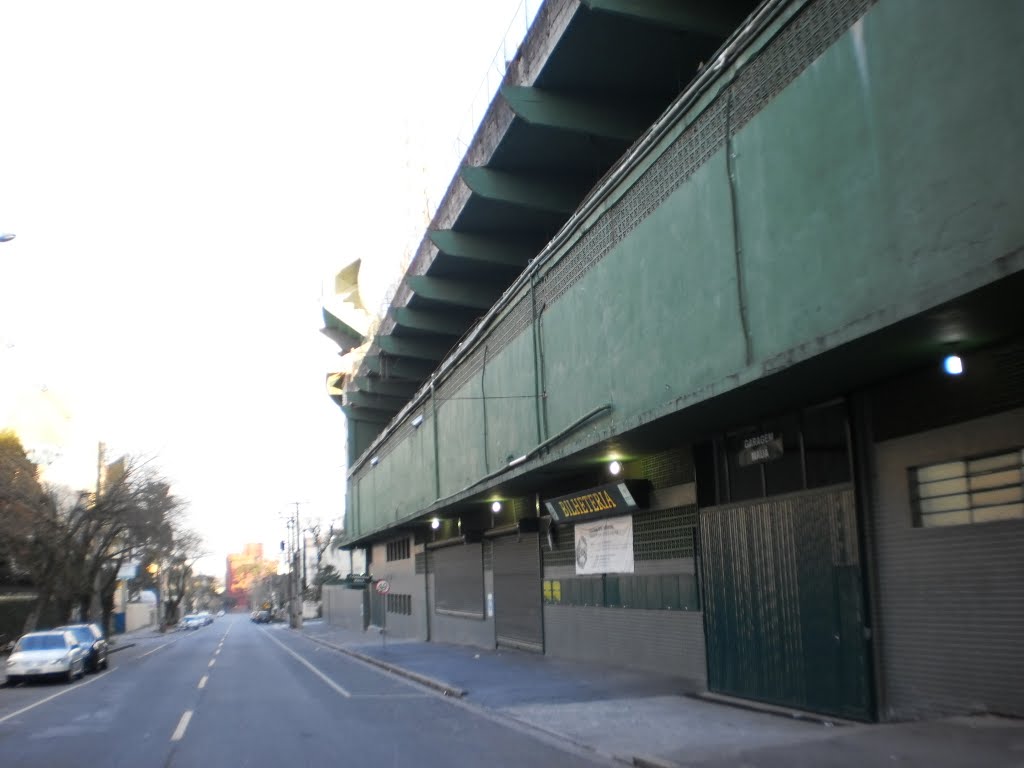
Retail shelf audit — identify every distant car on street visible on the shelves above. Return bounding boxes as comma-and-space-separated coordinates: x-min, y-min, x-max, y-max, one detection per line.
4, 630, 86, 685
251, 610, 271, 624
55, 623, 109, 673
196, 611, 214, 625
179, 615, 205, 631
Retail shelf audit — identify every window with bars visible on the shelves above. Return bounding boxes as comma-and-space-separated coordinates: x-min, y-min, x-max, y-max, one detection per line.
911, 448, 1024, 527
386, 593, 412, 615
386, 538, 410, 561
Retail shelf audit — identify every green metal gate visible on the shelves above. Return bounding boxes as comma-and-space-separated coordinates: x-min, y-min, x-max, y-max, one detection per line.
700, 486, 873, 720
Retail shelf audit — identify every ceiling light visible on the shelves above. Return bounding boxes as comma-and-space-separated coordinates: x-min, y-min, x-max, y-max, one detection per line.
491, 501, 502, 514
411, 414, 424, 428
609, 460, 622, 476
431, 518, 440, 530
943, 355, 964, 376
370, 456, 379, 466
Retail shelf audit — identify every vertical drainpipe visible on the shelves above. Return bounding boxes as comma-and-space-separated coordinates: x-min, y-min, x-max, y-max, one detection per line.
530, 272, 547, 442
481, 344, 490, 473
431, 377, 440, 500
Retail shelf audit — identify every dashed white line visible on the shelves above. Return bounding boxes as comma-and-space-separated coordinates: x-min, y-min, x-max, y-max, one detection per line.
139, 641, 172, 658
208, 659, 216, 668
261, 630, 351, 698
171, 710, 193, 742
198, 675, 208, 689
214, 648, 220, 656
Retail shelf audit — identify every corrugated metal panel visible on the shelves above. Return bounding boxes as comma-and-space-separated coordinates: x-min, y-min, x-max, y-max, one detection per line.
871, 406, 1024, 719
432, 544, 484, 617
544, 605, 706, 686
493, 533, 543, 652
701, 486, 872, 720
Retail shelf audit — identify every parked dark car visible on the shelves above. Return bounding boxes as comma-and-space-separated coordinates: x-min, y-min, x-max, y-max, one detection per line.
55, 623, 109, 673
251, 610, 271, 623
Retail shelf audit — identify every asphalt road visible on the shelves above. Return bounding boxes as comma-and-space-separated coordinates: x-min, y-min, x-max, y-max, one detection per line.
1, 615, 614, 768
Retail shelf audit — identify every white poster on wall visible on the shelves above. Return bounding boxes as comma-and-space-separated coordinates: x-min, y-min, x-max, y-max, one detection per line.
574, 516, 634, 575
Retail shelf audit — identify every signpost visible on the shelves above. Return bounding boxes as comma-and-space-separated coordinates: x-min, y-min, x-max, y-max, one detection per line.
374, 580, 390, 648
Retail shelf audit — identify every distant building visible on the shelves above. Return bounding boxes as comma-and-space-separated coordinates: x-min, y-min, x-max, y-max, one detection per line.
225, 544, 277, 608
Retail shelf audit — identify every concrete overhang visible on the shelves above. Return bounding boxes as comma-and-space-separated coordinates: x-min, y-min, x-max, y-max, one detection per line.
344, 0, 758, 431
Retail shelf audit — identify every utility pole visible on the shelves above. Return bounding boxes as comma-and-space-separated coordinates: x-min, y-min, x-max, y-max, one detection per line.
287, 502, 308, 629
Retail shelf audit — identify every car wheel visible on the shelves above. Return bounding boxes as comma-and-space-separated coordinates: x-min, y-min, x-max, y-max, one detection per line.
65, 668, 74, 683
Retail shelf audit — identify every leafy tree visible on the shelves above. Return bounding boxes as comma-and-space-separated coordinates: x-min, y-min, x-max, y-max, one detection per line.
0, 436, 198, 634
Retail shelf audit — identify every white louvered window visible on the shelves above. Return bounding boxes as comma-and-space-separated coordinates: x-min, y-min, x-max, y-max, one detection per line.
911, 449, 1024, 527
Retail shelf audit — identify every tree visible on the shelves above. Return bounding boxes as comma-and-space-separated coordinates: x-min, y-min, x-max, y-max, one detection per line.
0, 438, 195, 634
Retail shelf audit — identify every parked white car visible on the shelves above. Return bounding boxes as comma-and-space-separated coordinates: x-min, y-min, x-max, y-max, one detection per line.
4, 631, 86, 685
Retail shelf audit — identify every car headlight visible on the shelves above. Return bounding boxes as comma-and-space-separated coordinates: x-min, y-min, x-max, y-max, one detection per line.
47, 656, 70, 667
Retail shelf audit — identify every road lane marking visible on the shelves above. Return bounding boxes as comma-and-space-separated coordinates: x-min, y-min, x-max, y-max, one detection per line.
171, 710, 193, 741
208, 659, 216, 668
261, 630, 351, 698
198, 675, 208, 689
140, 641, 172, 658
0, 670, 113, 724
214, 648, 221, 656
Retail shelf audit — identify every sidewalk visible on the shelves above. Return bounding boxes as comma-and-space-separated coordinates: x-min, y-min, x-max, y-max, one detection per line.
297, 620, 1024, 768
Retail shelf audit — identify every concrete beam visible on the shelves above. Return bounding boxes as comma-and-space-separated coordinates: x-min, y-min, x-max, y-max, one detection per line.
362, 353, 436, 382
500, 85, 647, 143
459, 165, 583, 215
406, 275, 504, 311
582, 0, 742, 38
343, 390, 406, 413
393, 306, 479, 336
376, 334, 454, 362
352, 376, 421, 399
428, 229, 535, 268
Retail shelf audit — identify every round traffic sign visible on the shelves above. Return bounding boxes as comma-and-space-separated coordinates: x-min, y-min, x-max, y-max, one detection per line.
374, 579, 391, 595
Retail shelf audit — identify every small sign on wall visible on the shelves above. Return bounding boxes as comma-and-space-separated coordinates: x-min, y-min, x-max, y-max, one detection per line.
738, 432, 784, 467
574, 516, 634, 575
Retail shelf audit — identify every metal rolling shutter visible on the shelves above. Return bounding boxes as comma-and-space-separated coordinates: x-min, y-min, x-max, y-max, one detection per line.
493, 533, 543, 652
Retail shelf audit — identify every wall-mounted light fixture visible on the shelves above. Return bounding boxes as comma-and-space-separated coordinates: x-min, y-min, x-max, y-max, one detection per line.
508, 455, 527, 467
431, 517, 440, 530
608, 460, 622, 476
491, 501, 502, 514
943, 354, 964, 376
370, 456, 379, 466
411, 414, 424, 428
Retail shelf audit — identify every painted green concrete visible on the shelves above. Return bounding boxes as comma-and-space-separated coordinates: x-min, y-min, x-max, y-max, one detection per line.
345, 1, 1024, 539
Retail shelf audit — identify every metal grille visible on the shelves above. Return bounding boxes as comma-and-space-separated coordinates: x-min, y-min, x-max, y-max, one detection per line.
543, 523, 576, 570
414, 551, 426, 575
483, 540, 493, 572
432, 543, 484, 616
731, 0, 876, 134
641, 448, 695, 489
634, 507, 698, 560
493, 533, 544, 652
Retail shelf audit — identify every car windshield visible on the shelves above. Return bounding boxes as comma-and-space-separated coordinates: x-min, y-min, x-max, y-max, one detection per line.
15, 634, 67, 652
62, 627, 94, 644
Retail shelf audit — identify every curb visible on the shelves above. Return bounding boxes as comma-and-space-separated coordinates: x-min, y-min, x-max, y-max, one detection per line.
108, 642, 136, 654
301, 633, 467, 698
298, 630, 682, 768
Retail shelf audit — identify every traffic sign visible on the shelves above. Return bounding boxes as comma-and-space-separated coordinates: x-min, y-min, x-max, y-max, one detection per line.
374, 580, 390, 595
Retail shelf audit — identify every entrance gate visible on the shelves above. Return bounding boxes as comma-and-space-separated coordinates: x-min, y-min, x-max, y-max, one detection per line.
492, 533, 544, 652
701, 486, 873, 720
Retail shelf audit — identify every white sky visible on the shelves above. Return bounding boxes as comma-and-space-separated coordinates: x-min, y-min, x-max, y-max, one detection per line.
0, 0, 531, 577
